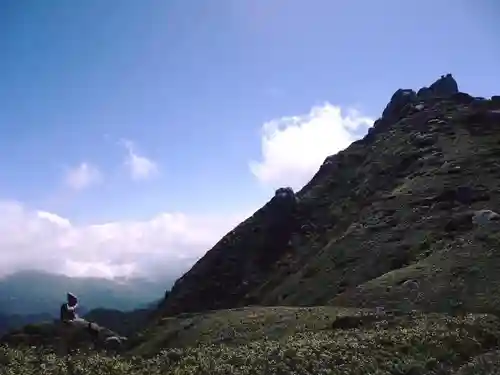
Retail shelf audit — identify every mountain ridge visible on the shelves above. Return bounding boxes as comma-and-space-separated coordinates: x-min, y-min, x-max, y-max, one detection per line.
155, 74, 500, 320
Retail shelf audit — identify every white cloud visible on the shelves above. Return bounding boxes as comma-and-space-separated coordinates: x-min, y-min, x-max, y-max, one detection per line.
64, 162, 102, 190
121, 139, 158, 180
0, 201, 251, 281
1, 103, 374, 284
249, 103, 374, 190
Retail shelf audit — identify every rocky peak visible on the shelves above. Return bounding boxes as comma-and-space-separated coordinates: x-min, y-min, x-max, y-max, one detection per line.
156, 74, 500, 319
270, 187, 297, 212
428, 73, 459, 97
370, 74, 460, 135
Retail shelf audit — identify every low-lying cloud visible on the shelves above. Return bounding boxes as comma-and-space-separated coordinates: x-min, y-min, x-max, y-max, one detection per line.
0, 200, 250, 281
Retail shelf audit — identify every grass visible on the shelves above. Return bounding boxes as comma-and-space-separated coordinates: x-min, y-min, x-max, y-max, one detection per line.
3, 306, 500, 374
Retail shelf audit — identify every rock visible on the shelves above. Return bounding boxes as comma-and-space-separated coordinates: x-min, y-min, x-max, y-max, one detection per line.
417, 87, 433, 100
382, 89, 417, 121
103, 336, 124, 351
470, 98, 489, 110
323, 155, 336, 166
427, 118, 446, 125
331, 314, 378, 329
428, 73, 459, 97
414, 104, 425, 111
444, 212, 474, 232
472, 209, 500, 226
271, 187, 297, 215
375, 306, 386, 315
273, 187, 296, 204
411, 133, 435, 148
155, 73, 500, 322
464, 109, 500, 136
433, 186, 490, 205
401, 279, 419, 289
451, 92, 475, 105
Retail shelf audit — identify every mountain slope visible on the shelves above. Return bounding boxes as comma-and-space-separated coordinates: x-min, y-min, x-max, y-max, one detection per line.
157, 74, 500, 318
7, 306, 500, 375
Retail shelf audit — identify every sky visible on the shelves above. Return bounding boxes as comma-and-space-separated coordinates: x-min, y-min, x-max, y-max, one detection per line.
0, 0, 499, 281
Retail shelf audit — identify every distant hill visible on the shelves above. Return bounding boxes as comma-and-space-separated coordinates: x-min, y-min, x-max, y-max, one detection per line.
0, 270, 171, 333
0, 312, 54, 335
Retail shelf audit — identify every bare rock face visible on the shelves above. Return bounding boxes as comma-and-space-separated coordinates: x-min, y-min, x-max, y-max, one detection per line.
382, 89, 417, 122
417, 74, 459, 100
417, 86, 433, 100
428, 73, 459, 97
271, 187, 297, 211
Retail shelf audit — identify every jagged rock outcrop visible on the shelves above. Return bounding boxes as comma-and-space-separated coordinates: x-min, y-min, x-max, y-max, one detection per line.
417, 73, 458, 99
428, 73, 459, 97
156, 74, 500, 319
381, 88, 417, 121
373, 74, 459, 136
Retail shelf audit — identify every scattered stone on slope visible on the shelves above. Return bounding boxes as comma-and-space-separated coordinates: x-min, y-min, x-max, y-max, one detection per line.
410, 132, 436, 148
432, 186, 490, 205
472, 209, 500, 226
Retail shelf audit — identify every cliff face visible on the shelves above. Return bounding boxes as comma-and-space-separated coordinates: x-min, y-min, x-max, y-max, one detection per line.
158, 74, 500, 317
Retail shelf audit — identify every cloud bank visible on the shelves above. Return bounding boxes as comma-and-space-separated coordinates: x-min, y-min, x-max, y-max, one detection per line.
0, 200, 250, 281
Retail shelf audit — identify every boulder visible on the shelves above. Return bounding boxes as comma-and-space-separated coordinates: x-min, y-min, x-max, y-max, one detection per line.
472, 209, 500, 226
271, 187, 297, 213
428, 74, 459, 97
401, 279, 419, 289
382, 89, 417, 121
450, 92, 474, 105
103, 335, 125, 351
417, 87, 433, 100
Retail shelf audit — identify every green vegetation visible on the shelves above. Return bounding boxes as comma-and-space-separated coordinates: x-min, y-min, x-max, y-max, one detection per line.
3, 307, 500, 374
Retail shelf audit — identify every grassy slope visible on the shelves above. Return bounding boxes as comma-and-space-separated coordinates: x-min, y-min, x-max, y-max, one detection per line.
4, 306, 500, 374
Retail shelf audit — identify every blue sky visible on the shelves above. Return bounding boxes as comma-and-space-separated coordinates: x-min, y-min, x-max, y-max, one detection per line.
0, 0, 499, 280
